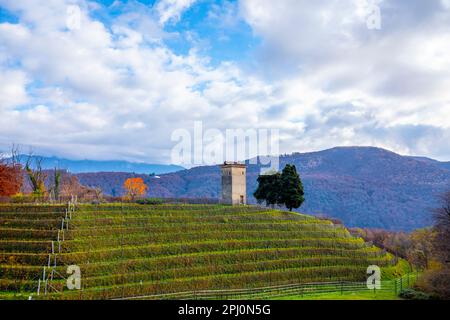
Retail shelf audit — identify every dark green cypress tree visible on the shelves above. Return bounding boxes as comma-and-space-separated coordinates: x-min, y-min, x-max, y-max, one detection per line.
253, 174, 269, 205
279, 164, 305, 211
265, 173, 281, 207
254, 173, 281, 207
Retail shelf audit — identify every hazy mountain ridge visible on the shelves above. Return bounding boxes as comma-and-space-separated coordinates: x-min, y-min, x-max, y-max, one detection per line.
14, 155, 184, 174
76, 147, 450, 231
408, 156, 450, 172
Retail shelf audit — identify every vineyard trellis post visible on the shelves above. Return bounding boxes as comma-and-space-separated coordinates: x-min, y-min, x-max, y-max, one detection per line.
37, 195, 77, 298
394, 278, 397, 295
121, 201, 125, 299
400, 277, 403, 293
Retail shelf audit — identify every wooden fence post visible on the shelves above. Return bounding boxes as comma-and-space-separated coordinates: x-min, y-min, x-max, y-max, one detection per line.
394, 279, 397, 295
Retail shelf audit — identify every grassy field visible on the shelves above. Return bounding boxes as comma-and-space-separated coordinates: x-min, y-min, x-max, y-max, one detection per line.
275, 290, 400, 300
0, 203, 409, 300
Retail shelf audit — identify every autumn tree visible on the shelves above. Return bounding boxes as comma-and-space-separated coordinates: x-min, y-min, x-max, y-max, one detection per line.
123, 177, 148, 200
88, 186, 103, 203
0, 146, 23, 197
60, 175, 84, 198
407, 228, 435, 269
425, 191, 450, 299
415, 191, 450, 299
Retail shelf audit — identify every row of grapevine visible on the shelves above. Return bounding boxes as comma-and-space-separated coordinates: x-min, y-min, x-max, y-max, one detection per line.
0, 203, 408, 300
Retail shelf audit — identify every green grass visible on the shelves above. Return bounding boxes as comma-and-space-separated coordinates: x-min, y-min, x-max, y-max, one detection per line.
275, 290, 401, 300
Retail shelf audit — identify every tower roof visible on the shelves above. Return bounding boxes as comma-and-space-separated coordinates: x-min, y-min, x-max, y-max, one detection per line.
220, 161, 246, 168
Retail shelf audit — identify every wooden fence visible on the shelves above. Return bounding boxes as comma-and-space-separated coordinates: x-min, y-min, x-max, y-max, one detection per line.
111, 273, 420, 300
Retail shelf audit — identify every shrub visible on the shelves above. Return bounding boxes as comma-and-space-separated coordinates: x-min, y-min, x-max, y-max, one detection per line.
399, 288, 434, 300
416, 268, 450, 300
10, 193, 36, 204
136, 198, 163, 205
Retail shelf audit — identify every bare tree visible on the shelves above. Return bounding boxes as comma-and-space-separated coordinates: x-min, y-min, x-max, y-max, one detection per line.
49, 167, 62, 202
93, 186, 103, 203
60, 175, 83, 199
417, 191, 450, 299
25, 151, 47, 199
433, 191, 450, 265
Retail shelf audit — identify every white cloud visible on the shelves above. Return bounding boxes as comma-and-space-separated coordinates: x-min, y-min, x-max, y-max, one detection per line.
156, 0, 197, 25
237, 0, 450, 159
0, 68, 29, 110
0, 0, 450, 163
123, 121, 146, 130
0, 0, 268, 162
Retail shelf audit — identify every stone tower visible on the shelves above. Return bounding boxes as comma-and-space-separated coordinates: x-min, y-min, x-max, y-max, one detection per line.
220, 162, 247, 205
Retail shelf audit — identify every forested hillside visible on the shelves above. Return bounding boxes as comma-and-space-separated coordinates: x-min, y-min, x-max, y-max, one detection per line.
76, 147, 450, 231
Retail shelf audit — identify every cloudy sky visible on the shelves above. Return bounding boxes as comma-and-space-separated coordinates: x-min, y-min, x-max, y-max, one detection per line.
1, 0, 450, 164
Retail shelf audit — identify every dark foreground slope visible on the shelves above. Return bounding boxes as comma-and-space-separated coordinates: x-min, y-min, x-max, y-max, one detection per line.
0, 204, 407, 300
77, 147, 450, 231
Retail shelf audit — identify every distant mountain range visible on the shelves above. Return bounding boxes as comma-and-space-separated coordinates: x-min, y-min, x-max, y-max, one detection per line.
15, 155, 184, 174
76, 147, 450, 231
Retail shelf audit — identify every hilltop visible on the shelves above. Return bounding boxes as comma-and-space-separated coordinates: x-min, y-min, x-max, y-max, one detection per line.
77, 147, 450, 231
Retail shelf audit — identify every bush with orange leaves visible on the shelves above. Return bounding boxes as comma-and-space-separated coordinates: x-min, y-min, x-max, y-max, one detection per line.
123, 177, 148, 201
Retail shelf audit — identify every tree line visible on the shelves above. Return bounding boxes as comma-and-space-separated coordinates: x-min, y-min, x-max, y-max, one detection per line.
0, 145, 151, 203
0, 146, 104, 202
352, 191, 450, 299
255, 163, 450, 299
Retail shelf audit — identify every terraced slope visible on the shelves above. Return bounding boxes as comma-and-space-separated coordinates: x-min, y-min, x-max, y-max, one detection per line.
0, 205, 66, 299
0, 204, 408, 300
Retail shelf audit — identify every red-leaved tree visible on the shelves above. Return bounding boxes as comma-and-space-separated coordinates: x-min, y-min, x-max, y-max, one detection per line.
0, 146, 23, 197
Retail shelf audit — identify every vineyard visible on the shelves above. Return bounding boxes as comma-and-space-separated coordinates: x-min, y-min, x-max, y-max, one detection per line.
0, 203, 409, 300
